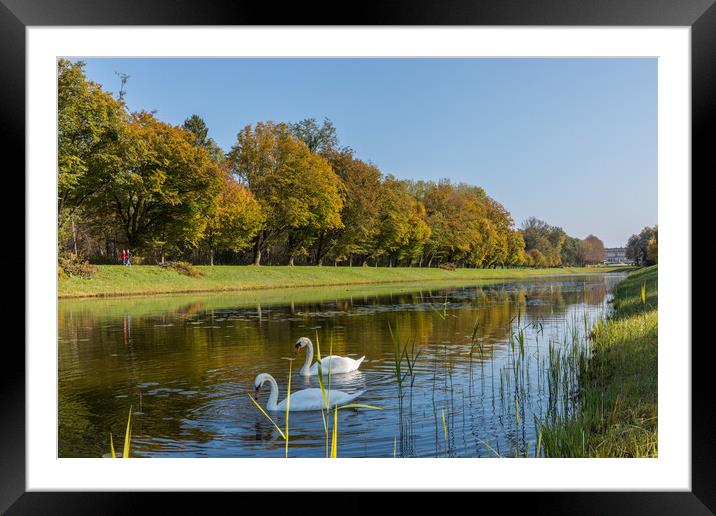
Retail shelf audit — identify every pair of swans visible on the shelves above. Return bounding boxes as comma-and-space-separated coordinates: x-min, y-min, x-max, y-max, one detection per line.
253, 337, 366, 412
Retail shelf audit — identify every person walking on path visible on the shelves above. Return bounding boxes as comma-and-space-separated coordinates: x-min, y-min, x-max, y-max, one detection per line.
120, 249, 127, 266
126, 249, 132, 266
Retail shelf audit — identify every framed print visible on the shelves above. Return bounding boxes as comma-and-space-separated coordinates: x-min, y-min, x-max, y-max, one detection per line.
3, 0, 711, 513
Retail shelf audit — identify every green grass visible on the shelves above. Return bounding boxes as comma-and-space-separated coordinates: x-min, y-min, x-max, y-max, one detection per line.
541, 265, 658, 457
58, 264, 634, 299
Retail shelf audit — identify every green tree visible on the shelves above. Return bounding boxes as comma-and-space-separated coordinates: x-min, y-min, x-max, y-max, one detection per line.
85, 111, 223, 259
57, 59, 126, 242
561, 236, 582, 266
289, 118, 338, 153
521, 217, 566, 267
183, 114, 225, 163
626, 226, 656, 265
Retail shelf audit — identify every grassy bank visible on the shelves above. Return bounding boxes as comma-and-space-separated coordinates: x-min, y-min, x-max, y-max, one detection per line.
58, 264, 633, 299
541, 265, 658, 457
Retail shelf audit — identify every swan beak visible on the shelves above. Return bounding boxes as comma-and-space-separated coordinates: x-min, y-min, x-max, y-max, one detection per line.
294, 344, 301, 353
253, 388, 260, 400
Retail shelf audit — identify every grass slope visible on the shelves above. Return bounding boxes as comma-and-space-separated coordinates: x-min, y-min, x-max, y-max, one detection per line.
58, 265, 633, 299
541, 265, 658, 457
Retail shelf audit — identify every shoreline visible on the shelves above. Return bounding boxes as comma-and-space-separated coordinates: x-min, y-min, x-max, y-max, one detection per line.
58, 265, 634, 300
540, 265, 658, 457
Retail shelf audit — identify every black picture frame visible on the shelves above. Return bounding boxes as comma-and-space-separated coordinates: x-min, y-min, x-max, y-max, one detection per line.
2, 0, 708, 513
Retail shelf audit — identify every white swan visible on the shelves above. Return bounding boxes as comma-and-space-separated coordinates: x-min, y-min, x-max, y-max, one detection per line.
295, 337, 365, 376
253, 373, 364, 412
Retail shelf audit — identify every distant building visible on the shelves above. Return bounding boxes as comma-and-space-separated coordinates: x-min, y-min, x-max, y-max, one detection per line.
604, 247, 632, 265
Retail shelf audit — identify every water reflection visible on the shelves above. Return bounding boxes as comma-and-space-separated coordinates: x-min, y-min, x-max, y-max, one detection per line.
58, 274, 624, 458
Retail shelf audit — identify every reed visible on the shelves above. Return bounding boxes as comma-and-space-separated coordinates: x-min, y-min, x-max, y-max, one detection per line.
389, 322, 420, 390
284, 358, 293, 458
330, 406, 338, 458
247, 395, 286, 440
430, 292, 456, 320
314, 331, 381, 458
247, 357, 294, 453
468, 318, 483, 357
108, 405, 133, 458
314, 332, 331, 455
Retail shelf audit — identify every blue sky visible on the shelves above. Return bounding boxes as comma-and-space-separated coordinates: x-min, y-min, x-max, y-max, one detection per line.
79, 58, 657, 248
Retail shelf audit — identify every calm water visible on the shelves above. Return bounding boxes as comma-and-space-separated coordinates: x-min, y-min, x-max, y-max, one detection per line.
58, 273, 625, 458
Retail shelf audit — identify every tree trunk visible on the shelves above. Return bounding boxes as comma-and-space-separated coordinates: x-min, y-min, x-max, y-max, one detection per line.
314, 233, 324, 265
71, 216, 78, 255
289, 255, 295, 266
253, 238, 262, 266
210, 248, 214, 266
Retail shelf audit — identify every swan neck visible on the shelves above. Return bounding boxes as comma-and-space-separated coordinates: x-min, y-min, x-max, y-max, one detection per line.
266, 375, 279, 411
301, 339, 314, 374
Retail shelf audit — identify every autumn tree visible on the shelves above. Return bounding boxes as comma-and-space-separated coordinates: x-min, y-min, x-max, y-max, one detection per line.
647, 226, 658, 263
320, 148, 383, 266
507, 230, 528, 266
370, 176, 430, 266
580, 234, 606, 265
203, 174, 265, 265
418, 180, 485, 266
481, 196, 513, 267
521, 217, 566, 267
228, 122, 344, 265
527, 248, 547, 267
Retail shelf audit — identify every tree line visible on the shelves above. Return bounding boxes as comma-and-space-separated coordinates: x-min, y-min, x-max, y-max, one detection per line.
58, 59, 608, 268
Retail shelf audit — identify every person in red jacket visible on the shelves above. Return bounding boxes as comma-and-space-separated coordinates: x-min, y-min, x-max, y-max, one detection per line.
120, 249, 127, 266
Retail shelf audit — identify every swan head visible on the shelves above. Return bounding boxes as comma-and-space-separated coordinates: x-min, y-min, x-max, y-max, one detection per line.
294, 336, 312, 352
253, 373, 271, 400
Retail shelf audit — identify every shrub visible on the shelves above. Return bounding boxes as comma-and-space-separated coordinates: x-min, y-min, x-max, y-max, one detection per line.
438, 262, 457, 271
162, 261, 204, 278
58, 253, 97, 278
